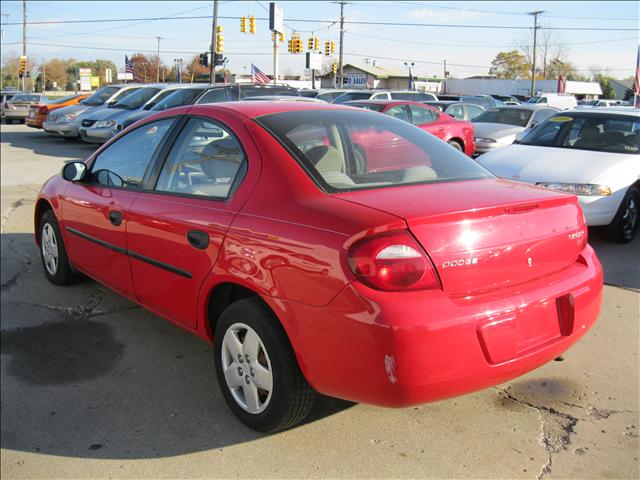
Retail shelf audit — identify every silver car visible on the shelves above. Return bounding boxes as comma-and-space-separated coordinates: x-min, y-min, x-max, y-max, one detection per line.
43, 84, 142, 139
3, 93, 47, 123
472, 105, 559, 155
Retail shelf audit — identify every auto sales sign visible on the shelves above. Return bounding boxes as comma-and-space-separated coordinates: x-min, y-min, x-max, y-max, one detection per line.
344, 73, 368, 88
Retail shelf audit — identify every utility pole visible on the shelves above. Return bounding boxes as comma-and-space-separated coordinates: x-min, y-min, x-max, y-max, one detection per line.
443, 59, 447, 93
338, 1, 345, 88
42, 59, 45, 93
156, 36, 162, 82
209, 0, 218, 85
528, 10, 544, 97
22, 0, 27, 91
272, 31, 278, 85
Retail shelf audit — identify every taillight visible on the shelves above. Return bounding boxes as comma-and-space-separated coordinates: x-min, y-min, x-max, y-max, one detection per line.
38, 105, 49, 114
348, 231, 441, 291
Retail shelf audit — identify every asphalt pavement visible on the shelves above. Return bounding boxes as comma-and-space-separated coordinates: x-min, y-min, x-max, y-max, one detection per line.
1, 123, 638, 479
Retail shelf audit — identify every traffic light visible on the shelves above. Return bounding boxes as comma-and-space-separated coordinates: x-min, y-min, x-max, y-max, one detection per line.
240, 16, 246, 33
324, 41, 330, 56
331, 41, 336, 54
278, 32, 284, 43
216, 25, 224, 53
314, 37, 319, 51
18, 55, 26, 78
332, 62, 337, 75
307, 37, 314, 51
249, 16, 256, 34
199, 52, 208, 67
287, 38, 293, 53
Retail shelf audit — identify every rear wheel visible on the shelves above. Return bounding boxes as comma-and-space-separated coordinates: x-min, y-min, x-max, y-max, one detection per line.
214, 298, 315, 432
39, 210, 80, 285
448, 140, 463, 152
607, 186, 639, 243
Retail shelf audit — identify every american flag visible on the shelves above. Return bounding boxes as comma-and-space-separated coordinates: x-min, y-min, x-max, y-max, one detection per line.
125, 55, 138, 80
634, 45, 639, 108
251, 64, 271, 84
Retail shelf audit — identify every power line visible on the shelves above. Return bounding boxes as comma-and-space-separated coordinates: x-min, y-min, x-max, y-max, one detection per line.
2, 14, 639, 31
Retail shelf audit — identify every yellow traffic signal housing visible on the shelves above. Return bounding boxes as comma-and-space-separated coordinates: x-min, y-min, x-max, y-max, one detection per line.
240, 16, 246, 33
307, 37, 314, 51
18, 55, 26, 77
216, 33, 224, 53
314, 37, 319, 51
278, 32, 285, 43
217, 25, 223, 33
287, 39, 293, 53
249, 16, 256, 34
331, 41, 336, 54
332, 62, 338, 75
324, 41, 330, 56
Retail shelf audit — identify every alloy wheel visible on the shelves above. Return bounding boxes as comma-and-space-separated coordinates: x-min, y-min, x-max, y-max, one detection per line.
41, 223, 59, 275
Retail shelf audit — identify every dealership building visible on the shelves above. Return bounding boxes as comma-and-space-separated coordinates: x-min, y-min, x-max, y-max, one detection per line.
443, 77, 603, 99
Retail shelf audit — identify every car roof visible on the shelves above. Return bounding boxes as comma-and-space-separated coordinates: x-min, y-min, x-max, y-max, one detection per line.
343, 99, 425, 106
564, 107, 640, 117
189, 101, 356, 120
489, 104, 556, 111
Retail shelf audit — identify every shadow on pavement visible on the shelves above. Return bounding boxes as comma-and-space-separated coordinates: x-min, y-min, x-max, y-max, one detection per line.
0, 125, 97, 161
589, 227, 639, 290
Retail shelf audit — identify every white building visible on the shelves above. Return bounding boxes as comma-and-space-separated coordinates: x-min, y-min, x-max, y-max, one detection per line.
444, 78, 602, 99
320, 63, 443, 93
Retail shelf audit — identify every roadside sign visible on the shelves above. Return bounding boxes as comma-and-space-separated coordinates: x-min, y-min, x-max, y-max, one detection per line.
80, 76, 92, 91
78, 67, 91, 77
305, 52, 322, 70
344, 73, 368, 87
117, 72, 133, 80
105, 68, 112, 83
90, 76, 100, 87
269, 3, 284, 34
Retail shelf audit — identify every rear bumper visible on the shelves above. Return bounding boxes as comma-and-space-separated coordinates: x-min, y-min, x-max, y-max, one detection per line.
275, 245, 602, 407
3, 111, 28, 120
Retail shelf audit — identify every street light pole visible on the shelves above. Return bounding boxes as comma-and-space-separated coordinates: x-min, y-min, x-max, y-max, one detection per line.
156, 36, 162, 82
22, 0, 27, 91
338, 0, 345, 88
209, 0, 218, 85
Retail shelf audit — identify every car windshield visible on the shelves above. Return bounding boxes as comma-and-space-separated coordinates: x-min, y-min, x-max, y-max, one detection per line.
391, 92, 435, 101
11, 94, 40, 102
114, 88, 161, 110
150, 88, 206, 111
332, 92, 374, 103
256, 109, 493, 192
472, 107, 533, 127
520, 113, 640, 154
81, 86, 120, 106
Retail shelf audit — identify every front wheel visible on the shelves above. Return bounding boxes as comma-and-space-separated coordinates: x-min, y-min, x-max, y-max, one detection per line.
607, 186, 639, 243
214, 298, 316, 432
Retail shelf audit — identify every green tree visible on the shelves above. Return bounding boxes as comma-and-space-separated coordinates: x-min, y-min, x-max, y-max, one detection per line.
595, 74, 615, 99
623, 87, 634, 101
489, 50, 531, 79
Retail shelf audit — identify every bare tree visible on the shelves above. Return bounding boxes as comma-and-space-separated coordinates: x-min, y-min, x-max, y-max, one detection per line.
515, 28, 571, 80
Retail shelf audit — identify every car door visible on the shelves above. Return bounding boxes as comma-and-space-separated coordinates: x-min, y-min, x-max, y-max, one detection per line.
61, 117, 176, 298
125, 112, 260, 329
408, 104, 444, 139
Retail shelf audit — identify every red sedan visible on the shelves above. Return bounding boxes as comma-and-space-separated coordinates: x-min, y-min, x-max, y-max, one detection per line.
35, 102, 602, 432
345, 99, 476, 155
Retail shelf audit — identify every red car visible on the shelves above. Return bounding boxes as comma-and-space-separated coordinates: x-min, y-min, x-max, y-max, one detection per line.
35, 102, 602, 432
345, 99, 476, 156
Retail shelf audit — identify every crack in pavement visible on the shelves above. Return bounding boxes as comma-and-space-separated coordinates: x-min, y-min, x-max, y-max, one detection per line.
495, 387, 579, 480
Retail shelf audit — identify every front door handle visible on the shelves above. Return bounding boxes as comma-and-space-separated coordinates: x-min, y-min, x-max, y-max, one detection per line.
109, 210, 122, 226
187, 230, 209, 250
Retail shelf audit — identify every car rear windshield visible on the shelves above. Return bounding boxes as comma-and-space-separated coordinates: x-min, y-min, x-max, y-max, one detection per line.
520, 113, 640, 154
151, 88, 206, 111
332, 92, 375, 103
472, 107, 533, 127
390, 92, 435, 101
345, 102, 384, 112
256, 109, 493, 192
81, 86, 121, 106
114, 88, 161, 110
10, 94, 40, 102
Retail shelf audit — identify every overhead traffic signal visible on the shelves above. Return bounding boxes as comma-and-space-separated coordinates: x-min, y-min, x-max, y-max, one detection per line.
332, 62, 338, 75
272, 31, 284, 43
324, 41, 330, 56
240, 16, 246, 33
18, 55, 26, 78
331, 41, 336, 54
308, 37, 314, 51
199, 52, 209, 66
249, 16, 256, 34
288, 33, 303, 54
216, 25, 224, 53
314, 37, 319, 51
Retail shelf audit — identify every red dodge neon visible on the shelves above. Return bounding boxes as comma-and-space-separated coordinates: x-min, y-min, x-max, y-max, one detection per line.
345, 99, 476, 156
35, 102, 602, 432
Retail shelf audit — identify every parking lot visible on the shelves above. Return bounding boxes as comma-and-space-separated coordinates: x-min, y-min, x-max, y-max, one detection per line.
1, 123, 638, 479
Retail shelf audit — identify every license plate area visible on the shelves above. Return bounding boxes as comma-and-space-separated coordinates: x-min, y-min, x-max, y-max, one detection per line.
477, 293, 575, 365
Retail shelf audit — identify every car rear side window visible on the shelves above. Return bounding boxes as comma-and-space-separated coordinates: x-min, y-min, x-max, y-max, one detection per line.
196, 88, 228, 104
90, 118, 174, 188
409, 105, 438, 124
155, 118, 246, 199
256, 110, 493, 192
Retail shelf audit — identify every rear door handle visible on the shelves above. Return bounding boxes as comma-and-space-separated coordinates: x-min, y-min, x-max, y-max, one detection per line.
109, 210, 122, 226
187, 230, 209, 250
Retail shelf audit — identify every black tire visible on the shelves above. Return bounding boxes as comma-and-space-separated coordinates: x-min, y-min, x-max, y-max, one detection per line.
448, 140, 463, 152
214, 298, 316, 432
607, 186, 639, 244
39, 210, 80, 285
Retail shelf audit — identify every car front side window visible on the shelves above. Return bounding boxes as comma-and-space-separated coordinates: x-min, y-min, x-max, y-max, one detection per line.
90, 118, 175, 188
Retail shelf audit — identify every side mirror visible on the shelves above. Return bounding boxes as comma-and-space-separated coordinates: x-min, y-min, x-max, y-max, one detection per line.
62, 161, 87, 182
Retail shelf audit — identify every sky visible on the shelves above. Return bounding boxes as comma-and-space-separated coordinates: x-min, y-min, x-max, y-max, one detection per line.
1, 0, 638, 80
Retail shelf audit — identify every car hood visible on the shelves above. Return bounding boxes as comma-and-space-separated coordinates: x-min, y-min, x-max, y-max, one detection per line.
83, 106, 130, 122
475, 144, 636, 184
50, 103, 93, 117
473, 123, 524, 141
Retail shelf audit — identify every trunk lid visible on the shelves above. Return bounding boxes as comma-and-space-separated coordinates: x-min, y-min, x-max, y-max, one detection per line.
335, 179, 586, 296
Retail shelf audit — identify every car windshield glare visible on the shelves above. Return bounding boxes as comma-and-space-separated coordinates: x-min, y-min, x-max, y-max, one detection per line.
115, 88, 160, 110
81, 86, 120, 106
520, 113, 640, 154
11, 94, 40, 102
151, 88, 205, 111
256, 110, 493, 192
473, 108, 532, 127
